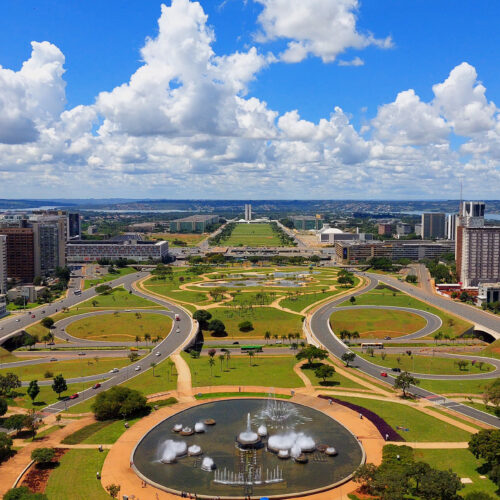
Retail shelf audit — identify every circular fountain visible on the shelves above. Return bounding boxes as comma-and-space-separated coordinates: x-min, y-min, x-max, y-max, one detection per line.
132, 398, 364, 498
236, 413, 261, 448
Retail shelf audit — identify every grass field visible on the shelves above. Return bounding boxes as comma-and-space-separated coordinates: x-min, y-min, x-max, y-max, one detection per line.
333, 396, 472, 442
62, 418, 141, 444
66, 312, 172, 341
0, 357, 133, 381
331, 308, 427, 338
44, 449, 110, 500
418, 378, 493, 395
222, 223, 285, 247
147, 232, 207, 247
194, 392, 292, 400
208, 307, 303, 338
7, 381, 98, 409
182, 353, 303, 388
84, 267, 135, 289
341, 286, 472, 338
413, 448, 498, 497
0, 346, 21, 363
355, 351, 495, 375
300, 362, 365, 389
280, 289, 344, 313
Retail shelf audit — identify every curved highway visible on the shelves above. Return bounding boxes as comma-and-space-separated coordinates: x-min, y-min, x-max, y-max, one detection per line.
310, 274, 500, 427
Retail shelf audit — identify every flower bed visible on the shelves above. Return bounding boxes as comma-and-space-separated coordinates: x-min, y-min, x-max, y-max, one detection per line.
318, 395, 405, 442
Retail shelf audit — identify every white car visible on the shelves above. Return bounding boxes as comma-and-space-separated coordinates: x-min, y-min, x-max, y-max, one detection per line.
16, 319, 20, 322
134, 366, 141, 371
109, 368, 119, 373
155, 352, 161, 356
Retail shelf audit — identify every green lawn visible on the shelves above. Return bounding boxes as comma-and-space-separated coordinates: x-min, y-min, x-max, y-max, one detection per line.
84, 266, 135, 289
280, 289, 343, 313
7, 381, 99, 409
0, 346, 21, 363
66, 312, 172, 342
414, 448, 499, 497
6, 301, 39, 311
418, 378, 493, 395
208, 306, 303, 339
44, 449, 110, 500
195, 392, 292, 400
147, 232, 207, 247
355, 351, 495, 375
78, 286, 164, 309
0, 357, 134, 381
26, 424, 63, 442
333, 396, 472, 442
300, 362, 365, 389
221, 223, 286, 247
182, 352, 303, 388
62, 418, 141, 444
341, 286, 472, 338
331, 308, 427, 338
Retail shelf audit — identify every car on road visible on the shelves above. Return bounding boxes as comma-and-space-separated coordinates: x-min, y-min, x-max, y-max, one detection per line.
391, 367, 401, 373
155, 352, 161, 356
69, 393, 79, 399
176, 328, 180, 333
232, 341, 239, 345
15, 319, 20, 322
135, 366, 141, 371
78, 352, 86, 356
48, 342, 55, 346
125, 310, 132, 312
109, 368, 119, 373
175, 314, 180, 321
93, 383, 101, 389
31, 314, 35, 318
50, 357, 57, 362
384, 336, 392, 340
41, 310, 45, 314
380, 372, 388, 377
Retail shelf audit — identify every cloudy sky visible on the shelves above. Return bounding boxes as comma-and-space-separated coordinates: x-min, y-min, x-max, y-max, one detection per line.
0, 0, 499, 200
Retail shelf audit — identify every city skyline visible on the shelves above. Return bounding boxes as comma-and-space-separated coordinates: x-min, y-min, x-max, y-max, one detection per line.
1, 0, 500, 199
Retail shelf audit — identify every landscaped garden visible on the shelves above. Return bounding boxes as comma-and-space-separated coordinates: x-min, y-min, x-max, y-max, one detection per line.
147, 232, 208, 247
66, 312, 172, 342
181, 352, 303, 388
217, 223, 286, 247
83, 266, 135, 289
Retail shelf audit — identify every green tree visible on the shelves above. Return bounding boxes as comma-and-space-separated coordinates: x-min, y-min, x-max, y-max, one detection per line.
150, 362, 157, 376
264, 331, 271, 343
238, 320, 254, 332
208, 357, 215, 376
394, 371, 420, 398
0, 373, 22, 396
96, 284, 112, 294
208, 319, 226, 337
341, 351, 356, 367
128, 351, 139, 363
218, 354, 225, 373
31, 447, 55, 464
27, 380, 40, 402
418, 468, 462, 500
91, 386, 148, 420
349, 295, 356, 304
314, 364, 335, 384
51, 374, 67, 398
4, 414, 28, 434
193, 310, 212, 330
0, 432, 13, 462
405, 274, 418, 283
248, 350, 255, 366
0, 398, 7, 416
468, 429, 500, 466
295, 345, 328, 367
483, 378, 500, 413
41, 317, 54, 330
463, 493, 497, 500
4, 487, 48, 500
106, 484, 121, 499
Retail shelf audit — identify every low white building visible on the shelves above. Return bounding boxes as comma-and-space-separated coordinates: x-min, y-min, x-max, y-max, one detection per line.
477, 283, 500, 305
7, 285, 48, 303
317, 225, 373, 245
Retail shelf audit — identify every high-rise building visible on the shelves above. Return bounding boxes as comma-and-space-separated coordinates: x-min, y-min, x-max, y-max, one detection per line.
445, 214, 458, 240
0, 227, 35, 283
244, 204, 252, 221
0, 235, 7, 295
68, 213, 81, 239
421, 213, 445, 239
377, 223, 393, 236
396, 223, 412, 236
456, 201, 500, 288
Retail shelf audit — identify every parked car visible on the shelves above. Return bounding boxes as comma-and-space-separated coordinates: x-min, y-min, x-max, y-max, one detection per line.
380, 372, 388, 377
69, 393, 79, 399
109, 368, 119, 373
93, 383, 101, 389
391, 367, 401, 373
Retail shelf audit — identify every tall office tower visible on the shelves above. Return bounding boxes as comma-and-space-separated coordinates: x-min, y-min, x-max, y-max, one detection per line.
421, 213, 446, 239
0, 228, 35, 283
244, 204, 252, 221
456, 201, 500, 288
68, 213, 81, 239
0, 235, 7, 294
445, 214, 458, 240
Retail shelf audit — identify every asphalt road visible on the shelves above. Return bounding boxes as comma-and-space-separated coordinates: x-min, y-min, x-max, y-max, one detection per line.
310, 274, 500, 428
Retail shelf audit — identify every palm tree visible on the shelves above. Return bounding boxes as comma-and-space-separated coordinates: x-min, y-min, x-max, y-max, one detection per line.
135, 335, 140, 347
150, 362, 157, 376
273, 334, 279, 342
167, 359, 175, 382
281, 335, 287, 344
154, 335, 161, 344
248, 350, 255, 366
288, 333, 293, 343
264, 331, 271, 344
219, 354, 225, 373
209, 357, 215, 376
225, 351, 231, 369
144, 333, 151, 346
94, 356, 99, 365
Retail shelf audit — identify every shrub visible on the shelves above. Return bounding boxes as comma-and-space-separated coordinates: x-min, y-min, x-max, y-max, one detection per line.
0, 432, 13, 462
31, 447, 55, 464
238, 320, 254, 332
44, 371, 53, 379
4, 487, 48, 500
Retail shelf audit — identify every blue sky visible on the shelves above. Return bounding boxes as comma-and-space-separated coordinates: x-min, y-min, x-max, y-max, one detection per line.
0, 0, 499, 199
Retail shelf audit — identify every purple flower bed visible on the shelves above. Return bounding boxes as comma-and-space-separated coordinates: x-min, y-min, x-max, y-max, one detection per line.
318, 395, 405, 442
